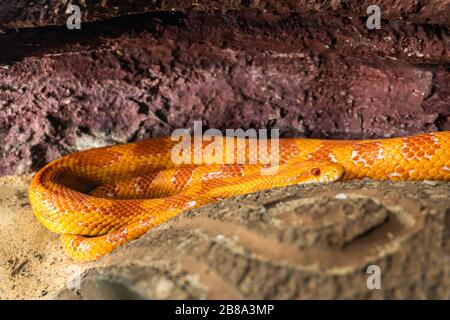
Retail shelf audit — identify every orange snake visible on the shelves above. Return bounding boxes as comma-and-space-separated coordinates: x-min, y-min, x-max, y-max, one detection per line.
29, 132, 450, 261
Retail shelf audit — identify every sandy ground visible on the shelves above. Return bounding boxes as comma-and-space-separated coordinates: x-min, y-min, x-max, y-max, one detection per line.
0, 175, 93, 300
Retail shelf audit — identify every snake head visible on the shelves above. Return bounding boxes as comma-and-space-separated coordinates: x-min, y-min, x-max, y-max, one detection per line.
262, 160, 344, 186
302, 160, 344, 184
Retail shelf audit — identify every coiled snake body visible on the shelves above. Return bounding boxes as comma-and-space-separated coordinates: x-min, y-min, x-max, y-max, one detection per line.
29, 132, 450, 261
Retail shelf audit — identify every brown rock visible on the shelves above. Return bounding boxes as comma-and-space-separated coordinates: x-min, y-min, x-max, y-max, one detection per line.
1, 12, 449, 175
1, 0, 449, 31
57, 181, 450, 299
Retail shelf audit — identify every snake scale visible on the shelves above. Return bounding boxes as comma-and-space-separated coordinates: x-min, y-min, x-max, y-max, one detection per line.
29, 132, 450, 261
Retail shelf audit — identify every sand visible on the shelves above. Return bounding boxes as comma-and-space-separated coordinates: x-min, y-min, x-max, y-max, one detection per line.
0, 175, 92, 300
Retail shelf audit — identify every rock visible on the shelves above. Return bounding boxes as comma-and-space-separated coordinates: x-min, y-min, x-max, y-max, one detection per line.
56, 181, 450, 299
1, 11, 449, 175
1, 0, 449, 31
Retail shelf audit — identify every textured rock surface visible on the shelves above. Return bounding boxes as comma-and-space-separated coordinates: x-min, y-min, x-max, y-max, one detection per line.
1, 0, 449, 31
56, 181, 450, 299
0, 11, 449, 175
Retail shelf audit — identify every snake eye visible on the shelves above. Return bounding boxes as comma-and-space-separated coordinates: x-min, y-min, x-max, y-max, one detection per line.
310, 168, 321, 176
